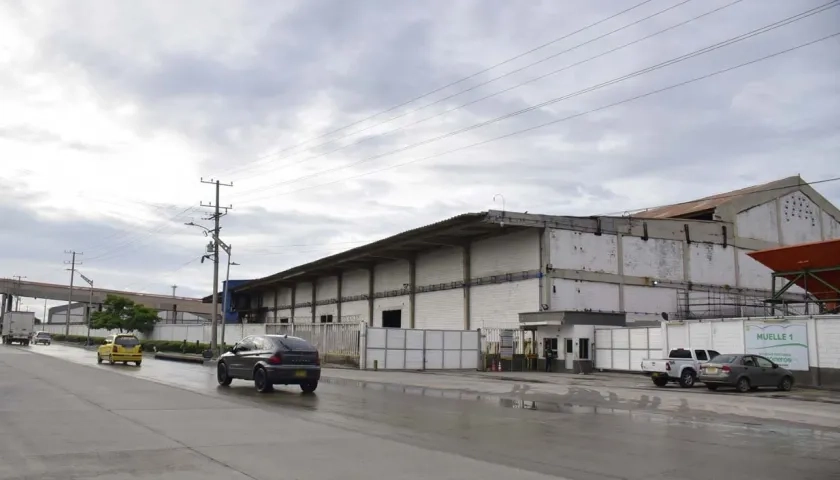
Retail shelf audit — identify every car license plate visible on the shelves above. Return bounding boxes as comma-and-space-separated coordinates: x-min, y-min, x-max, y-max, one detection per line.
706, 367, 718, 374
295, 370, 306, 378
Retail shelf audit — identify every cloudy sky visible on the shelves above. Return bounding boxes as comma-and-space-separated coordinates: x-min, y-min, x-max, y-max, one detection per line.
1, 0, 838, 313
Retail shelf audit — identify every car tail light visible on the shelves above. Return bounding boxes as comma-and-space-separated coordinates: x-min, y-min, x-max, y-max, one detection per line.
722, 365, 731, 372
112, 346, 118, 353
665, 362, 671, 371
314, 353, 321, 366
267, 353, 283, 365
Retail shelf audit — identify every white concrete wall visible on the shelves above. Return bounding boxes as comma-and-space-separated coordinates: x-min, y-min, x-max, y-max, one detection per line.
342, 269, 369, 297
340, 300, 367, 323
471, 229, 539, 277
822, 211, 840, 239
415, 290, 464, 330
294, 282, 313, 323
736, 201, 779, 243
622, 236, 683, 281
779, 191, 823, 245
688, 243, 735, 285
550, 230, 617, 274
374, 260, 409, 292
315, 276, 338, 319
624, 285, 678, 321
470, 278, 539, 329
416, 246, 463, 284
373, 296, 408, 328
552, 279, 620, 312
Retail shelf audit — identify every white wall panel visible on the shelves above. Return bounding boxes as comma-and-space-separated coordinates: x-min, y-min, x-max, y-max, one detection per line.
314, 303, 337, 319
416, 246, 462, 284
295, 282, 313, 304
373, 296, 408, 328
736, 202, 779, 243
293, 307, 313, 323
274, 309, 292, 322
710, 321, 743, 353
471, 230, 539, 278
779, 192, 822, 245
374, 260, 410, 292
470, 279, 539, 329
550, 229, 618, 274
689, 322, 712, 349
823, 212, 840, 240
816, 319, 840, 369
612, 329, 629, 349
688, 243, 735, 285
277, 288, 292, 306
552, 279, 620, 312
621, 236, 684, 281
316, 276, 338, 302
624, 285, 678, 319
342, 269, 369, 297
737, 248, 773, 290
340, 300, 367, 323
667, 324, 688, 350
415, 290, 463, 330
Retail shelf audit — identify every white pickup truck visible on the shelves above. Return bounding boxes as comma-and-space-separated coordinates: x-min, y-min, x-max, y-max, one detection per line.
641, 348, 720, 388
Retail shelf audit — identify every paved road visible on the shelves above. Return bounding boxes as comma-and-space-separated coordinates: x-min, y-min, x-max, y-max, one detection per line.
2, 344, 839, 480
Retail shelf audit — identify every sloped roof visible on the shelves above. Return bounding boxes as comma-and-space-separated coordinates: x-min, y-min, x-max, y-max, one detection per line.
633, 176, 800, 219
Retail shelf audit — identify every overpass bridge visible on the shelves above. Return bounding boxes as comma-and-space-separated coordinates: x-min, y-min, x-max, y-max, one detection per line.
0, 278, 217, 320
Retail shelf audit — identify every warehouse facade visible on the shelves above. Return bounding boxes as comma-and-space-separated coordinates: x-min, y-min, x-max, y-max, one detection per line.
232, 176, 840, 338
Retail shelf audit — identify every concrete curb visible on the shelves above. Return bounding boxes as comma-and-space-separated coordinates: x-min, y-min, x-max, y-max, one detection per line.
154, 352, 208, 364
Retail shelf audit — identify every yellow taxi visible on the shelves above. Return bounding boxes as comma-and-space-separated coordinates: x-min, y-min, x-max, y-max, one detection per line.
97, 334, 143, 366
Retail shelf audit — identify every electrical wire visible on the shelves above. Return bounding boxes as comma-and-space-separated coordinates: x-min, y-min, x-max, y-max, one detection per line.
236, 29, 840, 203
228, 0, 704, 185
210, 0, 657, 180
85, 206, 199, 262
234, 3, 839, 205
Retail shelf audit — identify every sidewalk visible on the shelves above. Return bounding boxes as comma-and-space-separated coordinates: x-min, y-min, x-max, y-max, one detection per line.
319, 367, 840, 429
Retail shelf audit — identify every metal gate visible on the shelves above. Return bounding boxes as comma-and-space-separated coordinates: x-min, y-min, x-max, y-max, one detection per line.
363, 327, 479, 370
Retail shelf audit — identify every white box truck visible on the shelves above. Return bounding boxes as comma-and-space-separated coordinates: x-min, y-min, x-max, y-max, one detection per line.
2, 311, 36, 346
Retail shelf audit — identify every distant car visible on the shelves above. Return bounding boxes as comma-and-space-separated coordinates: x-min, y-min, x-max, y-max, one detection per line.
97, 334, 143, 366
699, 354, 794, 393
216, 334, 321, 393
31, 331, 51, 345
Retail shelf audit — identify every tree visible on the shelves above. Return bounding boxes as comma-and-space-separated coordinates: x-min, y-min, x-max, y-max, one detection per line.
90, 294, 160, 333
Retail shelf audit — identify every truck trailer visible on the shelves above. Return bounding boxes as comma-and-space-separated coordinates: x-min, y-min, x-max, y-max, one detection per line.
2, 311, 36, 345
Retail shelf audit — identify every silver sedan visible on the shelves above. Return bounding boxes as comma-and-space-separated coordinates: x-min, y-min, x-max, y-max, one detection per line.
699, 354, 794, 393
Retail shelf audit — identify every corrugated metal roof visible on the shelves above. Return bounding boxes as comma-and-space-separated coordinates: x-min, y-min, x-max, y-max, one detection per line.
633, 177, 796, 219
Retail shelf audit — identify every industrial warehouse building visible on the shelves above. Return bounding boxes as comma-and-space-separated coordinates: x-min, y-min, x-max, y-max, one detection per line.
231, 176, 840, 368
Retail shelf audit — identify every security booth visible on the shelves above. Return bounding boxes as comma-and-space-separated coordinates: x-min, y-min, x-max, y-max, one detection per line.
519, 310, 626, 374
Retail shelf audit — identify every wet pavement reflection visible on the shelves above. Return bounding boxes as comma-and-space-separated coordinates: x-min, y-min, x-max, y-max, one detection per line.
22, 344, 840, 480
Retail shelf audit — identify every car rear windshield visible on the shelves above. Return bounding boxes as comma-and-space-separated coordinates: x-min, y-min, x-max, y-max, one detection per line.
115, 336, 140, 346
35, 332, 50, 337
270, 336, 315, 352
709, 355, 739, 364
669, 349, 692, 359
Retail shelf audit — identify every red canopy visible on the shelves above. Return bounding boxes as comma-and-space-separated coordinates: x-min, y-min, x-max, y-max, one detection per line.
748, 239, 840, 307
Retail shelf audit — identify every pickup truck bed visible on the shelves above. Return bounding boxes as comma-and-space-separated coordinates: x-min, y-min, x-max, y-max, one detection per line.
641, 348, 720, 388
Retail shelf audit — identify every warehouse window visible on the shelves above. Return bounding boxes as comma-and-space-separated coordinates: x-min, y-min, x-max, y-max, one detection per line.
382, 310, 401, 328
320, 314, 334, 323
279, 317, 289, 324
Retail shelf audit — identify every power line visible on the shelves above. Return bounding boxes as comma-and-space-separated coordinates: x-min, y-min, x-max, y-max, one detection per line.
599, 176, 840, 217
229, 0, 705, 185
124, 255, 205, 293
237, 29, 840, 203
85, 205, 199, 262
210, 0, 657, 180
234, 3, 839, 205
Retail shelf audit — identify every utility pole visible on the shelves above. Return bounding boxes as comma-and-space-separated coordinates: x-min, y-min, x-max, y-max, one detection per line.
200, 178, 232, 357
221, 243, 239, 351
63, 251, 82, 336
171, 285, 177, 323
12, 275, 25, 311
77, 272, 94, 346
42, 299, 47, 324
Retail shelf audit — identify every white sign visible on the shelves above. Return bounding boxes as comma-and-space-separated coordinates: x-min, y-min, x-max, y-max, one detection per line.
744, 323, 808, 371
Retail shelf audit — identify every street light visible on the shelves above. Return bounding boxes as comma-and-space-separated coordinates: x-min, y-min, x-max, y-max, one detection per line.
77, 272, 94, 346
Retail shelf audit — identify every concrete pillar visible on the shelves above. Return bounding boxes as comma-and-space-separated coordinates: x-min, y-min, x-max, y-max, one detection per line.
616, 232, 626, 312
311, 281, 317, 323
273, 288, 279, 322
463, 243, 471, 330
539, 229, 551, 311
336, 272, 343, 323
367, 267, 375, 327
408, 256, 416, 329
290, 285, 296, 323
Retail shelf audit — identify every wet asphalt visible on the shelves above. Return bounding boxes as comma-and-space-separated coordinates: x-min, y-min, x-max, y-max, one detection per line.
2, 343, 839, 480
